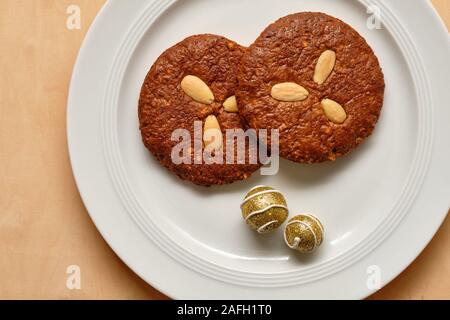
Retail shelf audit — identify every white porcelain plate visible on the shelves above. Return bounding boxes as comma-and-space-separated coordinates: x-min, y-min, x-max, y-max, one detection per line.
68, 0, 450, 299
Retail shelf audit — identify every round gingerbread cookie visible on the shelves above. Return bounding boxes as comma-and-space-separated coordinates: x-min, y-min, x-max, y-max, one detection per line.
139, 34, 260, 186
237, 12, 385, 163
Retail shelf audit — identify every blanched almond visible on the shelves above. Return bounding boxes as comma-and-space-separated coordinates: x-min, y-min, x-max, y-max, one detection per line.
223, 96, 238, 112
313, 50, 336, 85
203, 115, 223, 150
321, 99, 347, 124
271, 82, 309, 102
181, 75, 214, 104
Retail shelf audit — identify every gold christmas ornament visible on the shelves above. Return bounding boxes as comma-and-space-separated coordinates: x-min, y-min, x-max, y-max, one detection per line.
284, 214, 324, 253
240, 185, 289, 234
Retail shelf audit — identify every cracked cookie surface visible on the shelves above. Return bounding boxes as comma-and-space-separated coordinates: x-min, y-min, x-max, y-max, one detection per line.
237, 12, 385, 163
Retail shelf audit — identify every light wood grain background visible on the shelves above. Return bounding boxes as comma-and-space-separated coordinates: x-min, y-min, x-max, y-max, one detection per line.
0, 0, 448, 300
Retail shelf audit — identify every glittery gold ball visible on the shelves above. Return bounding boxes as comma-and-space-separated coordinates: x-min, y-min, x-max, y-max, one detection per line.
240, 186, 288, 234
284, 214, 324, 253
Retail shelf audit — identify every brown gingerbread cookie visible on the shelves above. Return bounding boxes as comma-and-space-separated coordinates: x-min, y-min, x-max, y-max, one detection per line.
139, 34, 261, 186
237, 12, 385, 163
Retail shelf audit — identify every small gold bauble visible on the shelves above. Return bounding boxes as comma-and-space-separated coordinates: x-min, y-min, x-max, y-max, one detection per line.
284, 214, 324, 253
240, 185, 288, 234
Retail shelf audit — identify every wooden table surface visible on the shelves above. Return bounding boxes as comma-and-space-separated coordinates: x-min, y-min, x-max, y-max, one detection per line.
0, 0, 448, 300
